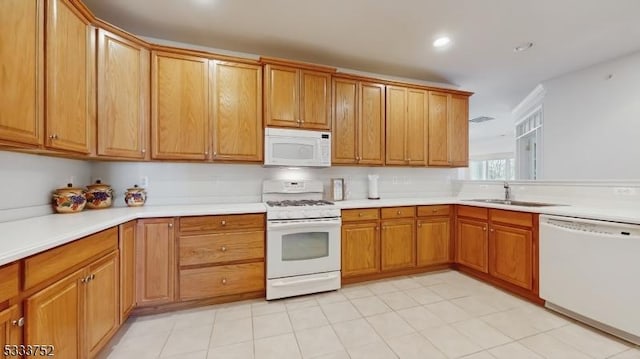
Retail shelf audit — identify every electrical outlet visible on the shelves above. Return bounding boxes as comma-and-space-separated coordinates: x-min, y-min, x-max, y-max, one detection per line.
141, 176, 149, 187
403, 176, 410, 185
613, 187, 636, 196
392, 176, 399, 185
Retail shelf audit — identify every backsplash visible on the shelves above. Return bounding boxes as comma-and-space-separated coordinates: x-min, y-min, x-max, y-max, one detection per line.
91, 162, 457, 206
0, 151, 91, 222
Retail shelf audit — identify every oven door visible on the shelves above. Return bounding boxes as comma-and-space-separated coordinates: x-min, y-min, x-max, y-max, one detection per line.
267, 218, 341, 279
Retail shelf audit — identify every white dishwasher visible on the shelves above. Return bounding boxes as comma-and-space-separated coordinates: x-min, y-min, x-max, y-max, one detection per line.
540, 214, 640, 345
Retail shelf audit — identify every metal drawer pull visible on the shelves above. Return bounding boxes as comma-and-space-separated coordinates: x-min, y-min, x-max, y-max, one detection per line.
221, 278, 227, 285
221, 246, 227, 252
432, 209, 438, 213
12, 318, 24, 327
221, 220, 227, 225
397, 210, 401, 215
483, 227, 487, 231
359, 213, 363, 217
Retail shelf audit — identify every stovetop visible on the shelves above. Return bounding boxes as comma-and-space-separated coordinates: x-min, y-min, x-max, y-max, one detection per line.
266, 199, 335, 207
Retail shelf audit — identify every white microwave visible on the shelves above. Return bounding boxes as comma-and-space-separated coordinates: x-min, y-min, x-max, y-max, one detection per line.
264, 128, 331, 167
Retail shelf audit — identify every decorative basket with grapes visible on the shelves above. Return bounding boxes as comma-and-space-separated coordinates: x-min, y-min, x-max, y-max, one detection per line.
52, 184, 87, 213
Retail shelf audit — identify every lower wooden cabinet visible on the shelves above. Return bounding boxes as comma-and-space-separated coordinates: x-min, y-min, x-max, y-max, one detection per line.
456, 218, 488, 273
24, 251, 118, 359
381, 219, 415, 271
136, 218, 176, 307
341, 222, 380, 277
180, 262, 264, 300
0, 305, 22, 356
118, 221, 136, 323
456, 206, 538, 299
489, 224, 533, 290
177, 214, 265, 302
417, 217, 451, 266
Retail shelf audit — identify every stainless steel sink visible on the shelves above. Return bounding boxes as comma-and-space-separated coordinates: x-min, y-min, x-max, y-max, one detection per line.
464, 199, 565, 207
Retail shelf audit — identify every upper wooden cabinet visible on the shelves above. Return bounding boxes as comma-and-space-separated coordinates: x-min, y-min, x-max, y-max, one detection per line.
428, 91, 470, 167
211, 61, 263, 162
332, 77, 385, 165
45, 0, 95, 154
151, 51, 210, 160
97, 29, 150, 159
386, 86, 428, 166
263, 59, 334, 130
0, 0, 43, 147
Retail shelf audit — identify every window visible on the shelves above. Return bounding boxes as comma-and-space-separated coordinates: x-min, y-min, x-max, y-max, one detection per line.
516, 106, 543, 180
470, 157, 515, 180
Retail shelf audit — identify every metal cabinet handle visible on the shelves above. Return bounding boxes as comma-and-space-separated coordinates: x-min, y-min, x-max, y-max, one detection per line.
490, 228, 494, 232
221, 278, 227, 285
375, 226, 379, 230
221, 246, 227, 252
483, 227, 487, 231
141, 149, 146, 153
12, 318, 24, 327
418, 223, 422, 227
397, 210, 402, 215
432, 209, 438, 213
91, 274, 96, 280
358, 213, 363, 217
168, 223, 173, 228
221, 220, 227, 225
205, 151, 209, 155
213, 151, 217, 156
49, 134, 58, 139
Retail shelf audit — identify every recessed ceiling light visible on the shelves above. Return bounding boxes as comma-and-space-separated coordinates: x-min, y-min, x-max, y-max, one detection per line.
514, 42, 534, 52
433, 37, 451, 48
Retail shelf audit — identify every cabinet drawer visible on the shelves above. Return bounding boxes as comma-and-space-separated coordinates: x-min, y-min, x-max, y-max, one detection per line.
417, 205, 451, 217
179, 262, 265, 300
381, 206, 415, 219
179, 214, 264, 233
456, 205, 488, 220
0, 262, 19, 303
490, 209, 533, 227
342, 208, 379, 222
24, 227, 118, 289
179, 230, 264, 266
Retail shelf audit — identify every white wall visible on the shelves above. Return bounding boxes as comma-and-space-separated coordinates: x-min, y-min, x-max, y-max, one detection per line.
91, 162, 457, 206
542, 50, 640, 180
0, 151, 91, 222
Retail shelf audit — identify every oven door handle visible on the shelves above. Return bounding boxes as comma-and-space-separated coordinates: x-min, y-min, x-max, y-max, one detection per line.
268, 219, 341, 229
271, 273, 340, 287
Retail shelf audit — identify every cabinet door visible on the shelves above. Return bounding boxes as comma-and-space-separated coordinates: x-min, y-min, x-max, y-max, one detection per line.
449, 94, 469, 167
152, 52, 209, 160
428, 91, 449, 166
300, 70, 331, 130
406, 88, 428, 165
359, 82, 385, 165
119, 221, 136, 322
417, 218, 451, 266
342, 222, 380, 277
264, 64, 299, 127
0, 305, 22, 357
332, 78, 358, 164
0, 0, 43, 146
45, 0, 94, 153
211, 61, 263, 162
489, 224, 533, 290
456, 218, 488, 273
85, 252, 119, 358
385, 86, 407, 165
24, 268, 84, 359
136, 218, 176, 306
381, 219, 416, 271
97, 29, 150, 159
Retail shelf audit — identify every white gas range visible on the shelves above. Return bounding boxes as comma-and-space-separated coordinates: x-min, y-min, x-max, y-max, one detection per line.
263, 180, 342, 300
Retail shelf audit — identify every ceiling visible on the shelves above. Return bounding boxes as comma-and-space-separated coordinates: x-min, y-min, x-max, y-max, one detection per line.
84, 0, 640, 140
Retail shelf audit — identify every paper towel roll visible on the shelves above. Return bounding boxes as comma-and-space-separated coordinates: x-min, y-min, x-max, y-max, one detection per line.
368, 174, 380, 199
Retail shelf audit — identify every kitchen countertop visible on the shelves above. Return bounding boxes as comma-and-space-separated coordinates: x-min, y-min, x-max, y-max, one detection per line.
0, 203, 266, 267
1, 198, 639, 267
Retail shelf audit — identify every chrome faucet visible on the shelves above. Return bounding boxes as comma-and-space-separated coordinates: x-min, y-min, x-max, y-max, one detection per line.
504, 181, 511, 202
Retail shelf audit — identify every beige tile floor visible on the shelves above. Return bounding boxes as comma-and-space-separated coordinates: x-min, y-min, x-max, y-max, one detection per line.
100, 270, 640, 359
